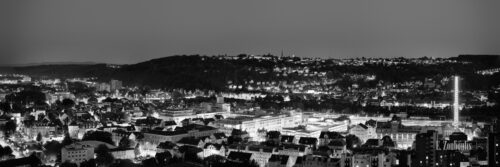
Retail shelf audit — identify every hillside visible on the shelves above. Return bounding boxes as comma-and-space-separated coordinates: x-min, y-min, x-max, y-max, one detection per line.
1, 55, 500, 91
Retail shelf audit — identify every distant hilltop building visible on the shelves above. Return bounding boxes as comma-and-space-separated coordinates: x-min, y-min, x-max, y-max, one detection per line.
96, 82, 111, 92
94, 79, 122, 92
110, 79, 123, 91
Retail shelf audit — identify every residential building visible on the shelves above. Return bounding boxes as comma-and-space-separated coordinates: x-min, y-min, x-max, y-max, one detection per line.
298, 137, 318, 149
61, 143, 95, 166
318, 131, 344, 146
227, 151, 253, 164
349, 124, 376, 143
202, 143, 227, 158
268, 154, 293, 167
228, 145, 274, 167
156, 141, 182, 158
282, 126, 322, 142
293, 155, 343, 167
413, 130, 438, 167
487, 132, 500, 167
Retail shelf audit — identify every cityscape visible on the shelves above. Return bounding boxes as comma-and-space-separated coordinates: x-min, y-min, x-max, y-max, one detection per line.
1, 1, 500, 167
0, 55, 499, 167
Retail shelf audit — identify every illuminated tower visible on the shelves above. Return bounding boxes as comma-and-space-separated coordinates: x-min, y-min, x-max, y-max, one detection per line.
453, 76, 460, 128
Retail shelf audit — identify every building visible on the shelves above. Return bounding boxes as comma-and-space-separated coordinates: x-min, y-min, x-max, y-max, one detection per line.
158, 108, 226, 125
47, 91, 75, 104
175, 124, 220, 138
213, 103, 231, 113
268, 154, 293, 167
134, 116, 163, 131
143, 130, 188, 148
156, 107, 230, 128
161, 109, 194, 117
277, 144, 312, 157
109, 148, 135, 160
487, 132, 500, 167
326, 139, 348, 158
435, 150, 468, 167
156, 141, 180, 157
61, 143, 95, 166
111, 130, 142, 146
210, 132, 228, 144
298, 137, 318, 149
393, 150, 412, 167
177, 137, 207, 148
202, 143, 227, 158
32, 110, 46, 121
227, 151, 253, 164
282, 126, 322, 142
215, 111, 303, 138
319, 131, 345, 146
142, 124, 219, 154
96, 83, 111, 92
0, 154, 41, 167
413, 130, 438, 167
68, 121, 100, 139
24, 120, 57, 139
163, 121, 178, 131
349, 124, 377, 143
351, 148, 396, 167
213, 96, 231, 113
110, 79, 122, 91
228, 145, 274, 167
375, 117, 419, 149
216, 96, 224, 104
440, 132, 473, 152
265, 131, 281, 144
281, 135, 296, 144
293, 155, 344, 167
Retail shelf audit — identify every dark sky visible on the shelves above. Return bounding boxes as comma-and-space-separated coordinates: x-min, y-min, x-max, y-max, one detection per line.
1, 0, 500, 65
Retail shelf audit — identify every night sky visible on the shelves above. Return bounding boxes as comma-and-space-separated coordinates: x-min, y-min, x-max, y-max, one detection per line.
1, 0, 500, 65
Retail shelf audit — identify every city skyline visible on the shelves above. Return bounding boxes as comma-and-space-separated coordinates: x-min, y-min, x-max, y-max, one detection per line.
0, 1, 499, 167
1, 0, 500, 65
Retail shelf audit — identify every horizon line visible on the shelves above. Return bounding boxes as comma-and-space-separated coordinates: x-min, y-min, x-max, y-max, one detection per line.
1, 54, 497, 67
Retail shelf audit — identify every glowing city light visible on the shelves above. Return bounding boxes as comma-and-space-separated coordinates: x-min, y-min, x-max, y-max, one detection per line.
453, 76, 459, 128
